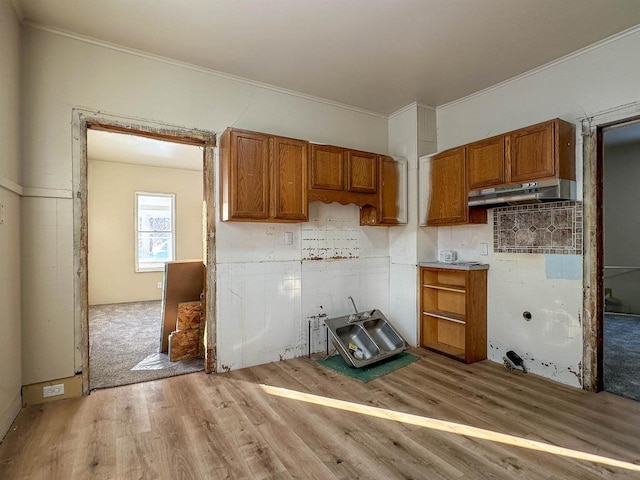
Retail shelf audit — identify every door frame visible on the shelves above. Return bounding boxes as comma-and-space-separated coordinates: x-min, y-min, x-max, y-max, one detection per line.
582, 102, 640, 392
71, 109, 217, 394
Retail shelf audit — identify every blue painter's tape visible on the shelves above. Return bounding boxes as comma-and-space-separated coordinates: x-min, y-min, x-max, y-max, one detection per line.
545, 254, 582, 280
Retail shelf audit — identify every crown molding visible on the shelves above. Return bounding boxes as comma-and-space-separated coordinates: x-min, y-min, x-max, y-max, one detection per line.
389, 102, 436, 119
438, 24, 640, 112
22, 21, 388, 120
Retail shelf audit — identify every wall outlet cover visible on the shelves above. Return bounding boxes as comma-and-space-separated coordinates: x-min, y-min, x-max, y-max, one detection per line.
43, 384, 65, 398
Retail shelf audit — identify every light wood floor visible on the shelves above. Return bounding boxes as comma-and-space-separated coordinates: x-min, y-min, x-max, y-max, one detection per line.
2, 348, 640, 479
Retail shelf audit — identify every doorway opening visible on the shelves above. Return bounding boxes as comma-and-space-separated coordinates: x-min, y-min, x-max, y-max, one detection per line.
87, 127, 205, 389
601, 120, 640, 401
72, 110, 217, 394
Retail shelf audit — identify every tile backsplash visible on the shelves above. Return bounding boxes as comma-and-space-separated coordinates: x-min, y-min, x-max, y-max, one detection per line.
493, 201, 583, 254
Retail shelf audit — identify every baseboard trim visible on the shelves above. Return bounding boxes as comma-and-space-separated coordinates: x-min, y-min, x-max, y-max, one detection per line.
21, 375, 83, 407
0, 390, 22, 442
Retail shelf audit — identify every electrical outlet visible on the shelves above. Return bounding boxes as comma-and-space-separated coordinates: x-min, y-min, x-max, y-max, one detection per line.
284, 232, 293, 245
479, 242, 488, 256
43, 384, 64, 398
157, 282, 163, 289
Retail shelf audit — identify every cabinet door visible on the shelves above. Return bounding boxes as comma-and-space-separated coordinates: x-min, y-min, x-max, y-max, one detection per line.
467, 136, 505, 190
309, 144, 344, 190
427, 147, 467, 225
509, 120, 555, 182
378, 156, 402, 224
229, 129, 270, 219
347, 150, 377, 193
271, 136, 308, 221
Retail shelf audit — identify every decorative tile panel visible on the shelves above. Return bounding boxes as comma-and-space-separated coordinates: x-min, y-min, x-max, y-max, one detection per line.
493, 201, 582, 254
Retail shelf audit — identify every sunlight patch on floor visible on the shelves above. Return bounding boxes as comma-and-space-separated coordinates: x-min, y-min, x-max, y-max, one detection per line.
260, 384, 640, 472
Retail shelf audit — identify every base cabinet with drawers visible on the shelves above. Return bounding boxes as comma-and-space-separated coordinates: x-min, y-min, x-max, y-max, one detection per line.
419, 263, 488, 364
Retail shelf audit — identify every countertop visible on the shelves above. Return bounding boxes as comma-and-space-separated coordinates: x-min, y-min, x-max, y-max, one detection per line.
419, 261, 489, 271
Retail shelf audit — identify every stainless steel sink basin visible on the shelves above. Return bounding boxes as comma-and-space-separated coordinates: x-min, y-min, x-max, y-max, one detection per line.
325, 309, 408, 368
335, 324, 380, 361
362, 318, 405, 352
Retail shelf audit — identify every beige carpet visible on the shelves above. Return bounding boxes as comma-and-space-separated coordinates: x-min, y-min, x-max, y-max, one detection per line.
89, 300, 203, 390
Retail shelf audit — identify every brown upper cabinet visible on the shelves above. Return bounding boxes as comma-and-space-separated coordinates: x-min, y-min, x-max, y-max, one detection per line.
309, 144, 344, 191
308, 143, 379, 207
422, 118, 574, 227
347, 149, 377, 193
425, 147, 487, 227
467, 136, 506, 190
360, 156, 407, 226
271, 136, 309, 221
221, 127, 405, 225
508, 119, 575, 183
427, 147, 468, 226
466, 118, 575, 191
220, 128, 308, 222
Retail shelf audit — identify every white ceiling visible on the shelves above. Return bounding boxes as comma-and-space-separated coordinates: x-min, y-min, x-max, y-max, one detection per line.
16, 0, 640, 115
87, 129, 203, 171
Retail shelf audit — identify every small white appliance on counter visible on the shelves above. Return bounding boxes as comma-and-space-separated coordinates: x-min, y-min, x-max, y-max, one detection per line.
438, 250, 457, 263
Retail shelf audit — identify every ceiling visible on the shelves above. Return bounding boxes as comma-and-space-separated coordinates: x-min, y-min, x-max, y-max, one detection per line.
16, 0, 640, 115
604, 122, 640, 148
87, 129, 203, 171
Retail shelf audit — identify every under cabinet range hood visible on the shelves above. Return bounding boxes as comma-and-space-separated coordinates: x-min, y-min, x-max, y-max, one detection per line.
468, 178, 576, 207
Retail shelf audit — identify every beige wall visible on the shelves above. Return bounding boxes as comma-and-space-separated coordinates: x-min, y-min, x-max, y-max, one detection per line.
0, 0, 22, 439
20, 25, 389, 384
88, 159, 203, 305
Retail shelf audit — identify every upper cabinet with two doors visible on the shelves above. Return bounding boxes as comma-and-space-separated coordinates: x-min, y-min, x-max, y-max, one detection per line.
219, 128, 308, 222
467, 118, 575, 190
219, 127, 406, 226
308, 144, 377, 199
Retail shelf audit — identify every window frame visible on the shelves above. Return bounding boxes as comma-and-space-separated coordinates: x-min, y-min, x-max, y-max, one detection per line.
134, 191, 176, 273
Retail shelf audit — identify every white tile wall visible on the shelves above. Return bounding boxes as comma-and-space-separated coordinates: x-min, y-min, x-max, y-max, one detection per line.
215, 200, 393, 371
216, 261, 303, 371
216, 221, 302, 264
302, 203, 389, 260
216, 256, 392, 371
301, 257, 390, 356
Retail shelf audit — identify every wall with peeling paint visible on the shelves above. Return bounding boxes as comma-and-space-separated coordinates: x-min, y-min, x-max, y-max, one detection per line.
435, 28, 640, 387
0, 0, 22, 440
20, 25, 389, 383
216, 198, 393, 370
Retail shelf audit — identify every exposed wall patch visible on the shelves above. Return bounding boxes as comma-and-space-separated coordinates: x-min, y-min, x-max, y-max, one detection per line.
545, 254, 582, 280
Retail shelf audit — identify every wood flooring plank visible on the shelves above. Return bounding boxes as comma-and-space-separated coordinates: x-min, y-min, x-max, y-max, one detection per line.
222, 376, 338, 480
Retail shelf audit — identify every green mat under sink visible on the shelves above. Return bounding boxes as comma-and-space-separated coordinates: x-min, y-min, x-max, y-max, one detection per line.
316, 352, 419, 382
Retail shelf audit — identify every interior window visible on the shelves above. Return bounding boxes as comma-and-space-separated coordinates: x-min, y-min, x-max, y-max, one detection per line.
135, 192, 175, 272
